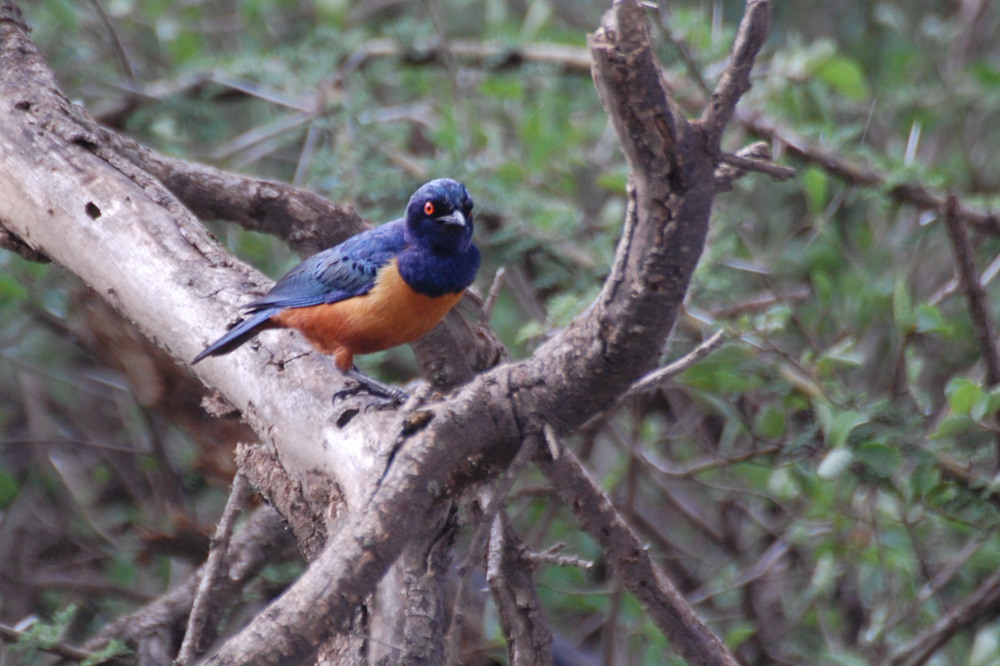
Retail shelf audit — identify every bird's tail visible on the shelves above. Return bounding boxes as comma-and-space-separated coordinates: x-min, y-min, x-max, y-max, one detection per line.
192, 309, 277, 364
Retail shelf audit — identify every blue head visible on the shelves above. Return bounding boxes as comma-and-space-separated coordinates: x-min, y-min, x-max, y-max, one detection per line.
404, 179, 475, 255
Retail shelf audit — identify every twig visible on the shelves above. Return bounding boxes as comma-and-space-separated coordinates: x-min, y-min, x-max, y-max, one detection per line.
719, 149, 796, 181
738, 109, 1000, 235
943, 194, 1000, 386
483, 266, 507, 319
626, 330, 726, 397
86, 0, 135, 84
648, 3, 713, 98
84, 507, 295, 659
888, 566, 1000, 666
522, 543, 594, 570
639, 444, 783, 479
176, 472, 253, 664
928, 251, 1000, 306
445, 433, 540, 664
714, 285, 811, 318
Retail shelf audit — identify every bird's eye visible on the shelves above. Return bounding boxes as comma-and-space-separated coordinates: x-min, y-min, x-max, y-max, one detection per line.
423, 201, 435, 216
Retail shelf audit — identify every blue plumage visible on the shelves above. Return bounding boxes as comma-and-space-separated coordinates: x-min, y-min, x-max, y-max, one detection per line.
193, 179, 480, 368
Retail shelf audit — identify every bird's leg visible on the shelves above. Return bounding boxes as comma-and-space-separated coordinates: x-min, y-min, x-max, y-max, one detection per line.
333, 367, 409, 405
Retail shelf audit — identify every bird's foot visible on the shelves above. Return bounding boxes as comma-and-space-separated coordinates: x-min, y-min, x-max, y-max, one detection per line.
333, 368, 409, 407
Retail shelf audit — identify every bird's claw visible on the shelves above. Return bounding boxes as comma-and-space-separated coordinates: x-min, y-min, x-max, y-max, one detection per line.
332, 381, 408, 408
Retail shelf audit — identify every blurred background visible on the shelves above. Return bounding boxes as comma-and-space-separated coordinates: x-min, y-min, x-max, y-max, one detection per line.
2, 0, 1000, 663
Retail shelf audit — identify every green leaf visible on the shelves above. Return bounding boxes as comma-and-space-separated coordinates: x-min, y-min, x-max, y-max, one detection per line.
0, 469, 19, 509
933, 414, 977, 438
971, 388, 1000, 422
724, 623, 756, 649
802, 166, 829, 214
754, 405, 786, 439
82, 639, 131, 666
914, 303, 952, 336
825, 410, 869, 448
479, 75, 524, 100
815, 54, 870, 100
946, 377, 982, 416
856, 442, 901, 478
892, 279, 914, 335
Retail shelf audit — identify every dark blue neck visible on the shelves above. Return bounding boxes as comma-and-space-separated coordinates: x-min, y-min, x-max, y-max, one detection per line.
397, 243, 480, 297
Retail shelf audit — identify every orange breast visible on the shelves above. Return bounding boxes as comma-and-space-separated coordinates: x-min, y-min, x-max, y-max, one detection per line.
271, 259, 464, 371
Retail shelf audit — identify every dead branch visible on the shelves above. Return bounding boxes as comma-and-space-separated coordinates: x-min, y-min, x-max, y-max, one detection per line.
83, 507, 296, 660
536, 447, 738, 666
738, 109, 1000, 235
943, 194, 1000, 386
176, 472, 252, 665
486, 512, 554, 666
700, 0, 772, 143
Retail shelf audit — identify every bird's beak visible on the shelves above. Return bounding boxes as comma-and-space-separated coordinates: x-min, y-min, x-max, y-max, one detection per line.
439, 211, 467, 227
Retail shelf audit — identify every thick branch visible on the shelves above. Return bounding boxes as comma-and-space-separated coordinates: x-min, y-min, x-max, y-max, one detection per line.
100, 130, 368, 257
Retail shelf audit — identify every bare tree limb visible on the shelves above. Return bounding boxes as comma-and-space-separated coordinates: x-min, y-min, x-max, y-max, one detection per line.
176, 472, 252, 665
486, 512, 554, 666
943, 194, 1000, 386
701, 0, 772, 144
536, 447, 738, 666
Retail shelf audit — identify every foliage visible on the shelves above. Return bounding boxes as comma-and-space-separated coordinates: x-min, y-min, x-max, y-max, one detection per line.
2, 0, 1000, 664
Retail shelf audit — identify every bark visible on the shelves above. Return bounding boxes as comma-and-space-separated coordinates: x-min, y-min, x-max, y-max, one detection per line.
0, 0, 774, 663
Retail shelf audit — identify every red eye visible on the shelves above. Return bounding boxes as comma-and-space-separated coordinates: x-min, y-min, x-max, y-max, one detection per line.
423, 201, 435, 215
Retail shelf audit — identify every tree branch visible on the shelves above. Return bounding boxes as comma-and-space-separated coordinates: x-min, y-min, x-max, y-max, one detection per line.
83, 507, 296, 660
0, 0, 769, 663
888, 566, 1000, 666
700, 0, 772, 144
943, 194, 1000, 386
486, 512, 554, 666
537, 447, 738, 666
176, 472, 252, 665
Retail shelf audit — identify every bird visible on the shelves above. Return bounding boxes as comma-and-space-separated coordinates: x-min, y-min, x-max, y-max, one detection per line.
192, 178, 480, 402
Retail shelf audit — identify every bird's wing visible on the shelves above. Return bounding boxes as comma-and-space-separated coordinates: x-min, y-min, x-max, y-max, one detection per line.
245, 220, 407, 312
